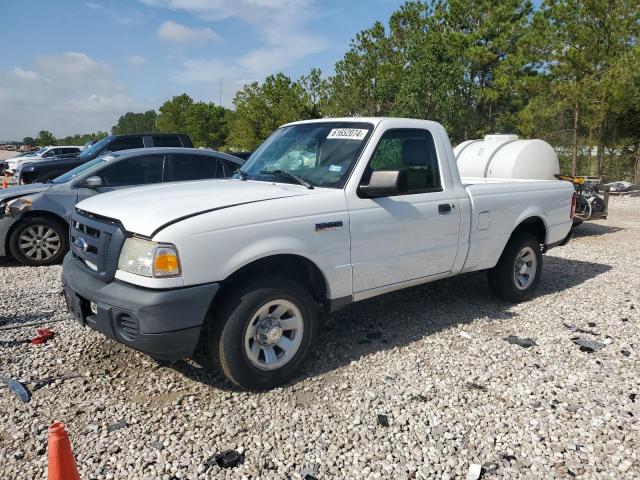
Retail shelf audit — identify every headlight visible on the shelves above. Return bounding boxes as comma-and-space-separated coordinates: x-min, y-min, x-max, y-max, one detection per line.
6, 197, 32, 215
117, 237, 181, 278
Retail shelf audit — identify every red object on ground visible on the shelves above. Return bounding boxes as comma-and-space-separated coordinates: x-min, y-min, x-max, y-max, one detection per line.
1, 176, 7, 189
31, 328, 55, 345
47, 422, 81, 480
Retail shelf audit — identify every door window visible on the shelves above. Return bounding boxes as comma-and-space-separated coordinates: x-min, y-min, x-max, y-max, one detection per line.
98, 154, 164, 187
152, 136, 182, 147
222, 159, 240, 176
108, 137, 144, 152
170, 154, 221, 181
365, 129, 441, 193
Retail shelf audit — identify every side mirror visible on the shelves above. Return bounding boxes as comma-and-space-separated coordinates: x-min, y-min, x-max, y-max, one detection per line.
358, 170, 407, 198
84, 176, 103, 188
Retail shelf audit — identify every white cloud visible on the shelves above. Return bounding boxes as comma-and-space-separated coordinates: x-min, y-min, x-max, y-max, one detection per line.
12, 68, 38, 81
142, 0, 327, 102
157, 20, 221, 44
0, 52, 146, 139
126, 55, 148, 66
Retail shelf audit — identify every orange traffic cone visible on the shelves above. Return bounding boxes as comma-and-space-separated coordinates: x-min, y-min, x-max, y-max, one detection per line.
47, 422, 81, 480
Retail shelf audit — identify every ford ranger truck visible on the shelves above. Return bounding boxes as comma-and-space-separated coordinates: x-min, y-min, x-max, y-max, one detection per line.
62, 118, 575, 390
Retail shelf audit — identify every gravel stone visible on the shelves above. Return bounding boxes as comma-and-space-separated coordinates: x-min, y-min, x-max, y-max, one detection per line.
1, 196, 639, 479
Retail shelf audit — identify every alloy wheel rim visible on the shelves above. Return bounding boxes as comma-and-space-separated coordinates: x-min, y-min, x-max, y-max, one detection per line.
18, 225, 61, 261
513, 246, 537, 290
244, 299, 304, 371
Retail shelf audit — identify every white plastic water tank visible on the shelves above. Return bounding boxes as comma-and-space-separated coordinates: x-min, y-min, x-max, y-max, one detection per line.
454, 134, 559, 180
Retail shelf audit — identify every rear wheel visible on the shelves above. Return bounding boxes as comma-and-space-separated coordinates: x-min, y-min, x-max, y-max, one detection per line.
206, 275, 318, 390
8, 216, 68, 266
488, 232, 542, 302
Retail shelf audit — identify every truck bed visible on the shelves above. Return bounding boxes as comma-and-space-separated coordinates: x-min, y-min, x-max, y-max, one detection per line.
459, 177, 573, 274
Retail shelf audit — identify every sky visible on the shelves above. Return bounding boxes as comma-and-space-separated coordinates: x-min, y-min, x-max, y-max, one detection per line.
0, 0, 406, 140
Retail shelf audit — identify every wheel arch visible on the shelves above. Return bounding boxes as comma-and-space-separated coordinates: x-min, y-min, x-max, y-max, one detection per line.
510, 215, 547, 246
220, 253, 330, 311
5, 210, 68, 257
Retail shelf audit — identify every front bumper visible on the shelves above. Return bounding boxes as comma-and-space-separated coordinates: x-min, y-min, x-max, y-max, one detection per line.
62, 253, 219, 360
0, 216, 19, 257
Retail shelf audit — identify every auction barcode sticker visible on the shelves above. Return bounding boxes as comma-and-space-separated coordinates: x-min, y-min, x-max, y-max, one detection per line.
327, 128, 368, 141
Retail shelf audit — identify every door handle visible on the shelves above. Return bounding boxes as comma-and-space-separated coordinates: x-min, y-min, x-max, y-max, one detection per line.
438, 203, 452, 214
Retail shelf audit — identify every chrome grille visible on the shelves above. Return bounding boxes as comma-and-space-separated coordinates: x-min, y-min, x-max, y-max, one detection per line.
70, 210, 126, 282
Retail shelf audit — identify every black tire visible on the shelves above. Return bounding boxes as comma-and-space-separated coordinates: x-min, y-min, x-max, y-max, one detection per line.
8, 216, 69, 266
206, 275, 318, 390
487, 232, 542, 303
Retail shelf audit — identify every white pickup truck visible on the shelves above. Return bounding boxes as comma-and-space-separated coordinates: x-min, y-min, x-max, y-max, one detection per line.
62, 118, 575, 389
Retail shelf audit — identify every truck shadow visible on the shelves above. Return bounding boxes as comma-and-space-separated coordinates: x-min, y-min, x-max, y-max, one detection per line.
572, 222, 623, 238
177, 255, 611, 391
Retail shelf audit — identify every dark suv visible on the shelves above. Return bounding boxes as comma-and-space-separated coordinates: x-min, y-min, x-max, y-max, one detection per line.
16, 133, 193, 184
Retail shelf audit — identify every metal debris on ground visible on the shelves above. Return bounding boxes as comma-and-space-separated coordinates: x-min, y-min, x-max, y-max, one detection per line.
0, 318, 65, 331
0, 339, 29, 348
0, 375, 30, 403
31, 328, 55, 345
482, 462, 499, 476
466, 382, 487, 392
466, 463, 482, 480
504, 335, 537, 348
300, 463, 320, 480
209, 450, 244, 469
107, 419, 128, 433
460, 331, 473, 340
571, 337, 607, 353
377, 414, 389, 427
563, 323, 600, 336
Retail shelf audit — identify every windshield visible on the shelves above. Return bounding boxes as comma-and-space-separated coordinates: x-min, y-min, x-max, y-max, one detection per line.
51, 154, 114, 184
239, 122, 373, 188
78, 136, 112, 160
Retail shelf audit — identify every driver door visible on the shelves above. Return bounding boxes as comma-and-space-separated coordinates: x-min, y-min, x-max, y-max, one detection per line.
76, 154, 166, 202
348, 128, 461, 293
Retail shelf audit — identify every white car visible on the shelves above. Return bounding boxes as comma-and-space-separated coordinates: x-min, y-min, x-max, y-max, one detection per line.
3, 145, 83, 174
62, 118, 575, 390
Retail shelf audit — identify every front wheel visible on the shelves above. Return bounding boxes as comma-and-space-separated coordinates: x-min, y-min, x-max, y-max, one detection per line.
206, 275, 318, 390
8, 216, 69, 266
488, 232, 542, 302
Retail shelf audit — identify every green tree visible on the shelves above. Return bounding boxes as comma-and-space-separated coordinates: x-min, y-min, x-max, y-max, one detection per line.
228, 74, 317, 150
156, 94, 233, 148
184, 102, 232, 149
156, 94, 194, 134
518, 0, 640, 176
111, 110, 158, 135
35, 130, 56, 146
22, 136, 35, 145
323, 0, 533, 142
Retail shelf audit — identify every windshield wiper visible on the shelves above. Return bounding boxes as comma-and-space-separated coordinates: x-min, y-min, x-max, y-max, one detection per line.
260, 169, 314, 189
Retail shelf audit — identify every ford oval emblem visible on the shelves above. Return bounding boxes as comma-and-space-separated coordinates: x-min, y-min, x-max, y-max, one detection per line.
74, 237, 89, 252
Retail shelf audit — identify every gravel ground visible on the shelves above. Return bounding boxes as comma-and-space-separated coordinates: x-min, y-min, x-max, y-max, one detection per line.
1, 196, 638, 479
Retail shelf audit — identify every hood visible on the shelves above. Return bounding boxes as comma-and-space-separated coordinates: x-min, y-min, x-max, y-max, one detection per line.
75, 179, 313, 237
6, 156, 41, 164
0, 183, 51, 201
